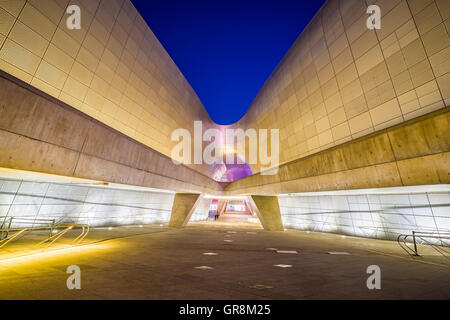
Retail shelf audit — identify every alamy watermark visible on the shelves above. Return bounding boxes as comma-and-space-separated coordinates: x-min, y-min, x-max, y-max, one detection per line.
367, 5, 381, 30
66, 265, 81, 290
366, 265, 381, 290
171, 121, 280, 175
62, 4, 382, 177
66, 5, 81, 30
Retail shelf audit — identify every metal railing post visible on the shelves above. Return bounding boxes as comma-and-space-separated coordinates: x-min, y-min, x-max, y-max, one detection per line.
49, 219, 55, 237
412, 231, 419, 256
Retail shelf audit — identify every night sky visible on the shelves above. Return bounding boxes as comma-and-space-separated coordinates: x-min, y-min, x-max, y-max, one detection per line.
131, 0, 326, 125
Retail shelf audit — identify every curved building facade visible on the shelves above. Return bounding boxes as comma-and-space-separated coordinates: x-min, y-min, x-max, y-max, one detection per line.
0, 0, 448, 240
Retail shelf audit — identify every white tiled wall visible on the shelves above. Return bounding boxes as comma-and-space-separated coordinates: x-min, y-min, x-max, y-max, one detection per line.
189, 196, 211, 222
0, 178, 178, 227
279, 185, 450, 244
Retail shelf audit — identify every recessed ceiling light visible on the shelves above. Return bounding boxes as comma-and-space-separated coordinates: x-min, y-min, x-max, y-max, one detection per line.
224, 240, 233, 242
203, 252, 218, 256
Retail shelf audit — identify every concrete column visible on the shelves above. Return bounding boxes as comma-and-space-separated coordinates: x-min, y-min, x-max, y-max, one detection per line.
250, 195, 284, 231
217, 199, 227, 215
169, 193, 201, 228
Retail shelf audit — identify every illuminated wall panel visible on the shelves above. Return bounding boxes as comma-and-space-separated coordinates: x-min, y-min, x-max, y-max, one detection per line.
0, 178, 179, 227
189, 196, 212, 223
279, 185, 450, 244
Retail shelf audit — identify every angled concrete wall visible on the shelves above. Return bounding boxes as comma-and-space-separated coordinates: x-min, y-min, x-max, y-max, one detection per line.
0, 0, 448, 197
168, 193, 201, 228
226, 108, 450, 195
0, 0, 215, 178
233, 0, 449, 175
250, 195, 284, 231
0, 72, 221, 194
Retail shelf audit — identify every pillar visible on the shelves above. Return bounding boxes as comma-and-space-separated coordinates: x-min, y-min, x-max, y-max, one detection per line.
250, 195, 284, 231
168, 193, 201, 228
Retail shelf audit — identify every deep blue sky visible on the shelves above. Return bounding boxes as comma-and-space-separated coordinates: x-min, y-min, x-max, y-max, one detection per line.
131, 0, 326, 125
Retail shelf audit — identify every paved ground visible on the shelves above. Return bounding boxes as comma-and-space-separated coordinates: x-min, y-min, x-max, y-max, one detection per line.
0, 219, 449, 300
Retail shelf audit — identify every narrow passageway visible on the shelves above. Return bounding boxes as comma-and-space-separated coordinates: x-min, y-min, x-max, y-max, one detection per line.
1, 222, 449, 300
208, 212, 262, 227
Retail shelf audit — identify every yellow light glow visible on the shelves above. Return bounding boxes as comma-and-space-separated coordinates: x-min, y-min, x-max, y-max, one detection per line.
203, 194, 248, 200
0, 243, 112, 266
223, 146, 236, 155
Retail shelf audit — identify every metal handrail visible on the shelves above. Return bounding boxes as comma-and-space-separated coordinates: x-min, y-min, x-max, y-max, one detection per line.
0, 217, 13, 240
0, 217, 57, 239
0, 219, 90, 249
0, 217, 57, 227
397, 231, 450, 258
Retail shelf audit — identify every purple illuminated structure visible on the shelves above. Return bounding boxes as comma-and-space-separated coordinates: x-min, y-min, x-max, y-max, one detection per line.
212, 154, 252, 182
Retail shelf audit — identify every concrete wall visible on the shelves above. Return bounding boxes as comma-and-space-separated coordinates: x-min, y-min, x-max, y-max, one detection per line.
0, 72, 221, 194
250, 196, 284, 231
0, 0, 215, 178
168, 194, 210, 228
226, 108, 450, 195
279, 185, 450, 243
1, 0, 448, 182
0, 0, 449, 201
0, 178, 176, 228
232, 0, 449, 175
168, 193, 200, 228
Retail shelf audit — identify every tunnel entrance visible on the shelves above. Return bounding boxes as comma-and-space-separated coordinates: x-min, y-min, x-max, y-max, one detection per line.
207, 198, 260, 225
